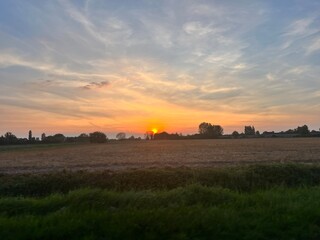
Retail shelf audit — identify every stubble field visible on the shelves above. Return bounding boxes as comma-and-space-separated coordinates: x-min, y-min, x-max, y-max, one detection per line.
0, 138, 320, 174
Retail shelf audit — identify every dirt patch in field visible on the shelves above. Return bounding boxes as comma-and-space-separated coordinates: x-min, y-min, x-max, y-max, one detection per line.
0, 138, 320, 173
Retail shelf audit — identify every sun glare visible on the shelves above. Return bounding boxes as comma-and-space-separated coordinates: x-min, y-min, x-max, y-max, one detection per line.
152, 128, 158, 134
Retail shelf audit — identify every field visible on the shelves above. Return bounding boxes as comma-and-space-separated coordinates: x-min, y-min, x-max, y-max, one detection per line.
2, 138, 320, 239
1, 138, 320, 173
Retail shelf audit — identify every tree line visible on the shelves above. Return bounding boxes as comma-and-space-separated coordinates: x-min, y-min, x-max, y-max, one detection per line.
0, 131, 108, 145
152, 123, 320, 140
0, 130, 143, 145
0, 123, 319, 145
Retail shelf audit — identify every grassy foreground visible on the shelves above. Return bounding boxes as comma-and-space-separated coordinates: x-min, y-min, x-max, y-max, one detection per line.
2, 164, 320, 239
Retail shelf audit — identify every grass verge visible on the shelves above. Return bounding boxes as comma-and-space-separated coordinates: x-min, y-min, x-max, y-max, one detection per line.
1, 163, 320, 196
2, 164, 320, 239
1, 186, 320, 239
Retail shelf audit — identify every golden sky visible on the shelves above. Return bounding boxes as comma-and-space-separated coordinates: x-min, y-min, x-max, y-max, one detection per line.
0, 1, 320, 137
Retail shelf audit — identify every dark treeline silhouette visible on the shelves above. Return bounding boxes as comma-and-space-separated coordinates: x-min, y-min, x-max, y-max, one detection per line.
0, 130, 142, 145
152, 122, 223, 140
0, 132, 24, 145
154, 132, 182, 140
0, 131, 107, 145
152, 123, 320, 140
1, 123, 319, 145
151, 122, 223, 140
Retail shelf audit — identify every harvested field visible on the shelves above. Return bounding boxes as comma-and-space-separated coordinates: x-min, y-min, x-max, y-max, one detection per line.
0, 138, 320, 173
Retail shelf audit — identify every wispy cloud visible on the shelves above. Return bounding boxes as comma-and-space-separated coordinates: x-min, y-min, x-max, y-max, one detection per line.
59, 0, 107, 44
306, 37, 320, 55
0, 0, 319, 134
183, 22, 215, 36
284, 17, 316, 36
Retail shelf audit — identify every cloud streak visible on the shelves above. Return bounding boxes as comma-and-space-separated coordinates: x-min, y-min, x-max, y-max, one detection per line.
82, 81, 110, 90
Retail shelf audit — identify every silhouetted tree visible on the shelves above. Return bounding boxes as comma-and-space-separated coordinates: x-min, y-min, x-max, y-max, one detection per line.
244, 126, 255, 135
0, 135, 4, 144
285, 129, 295, 134
116, 132, 126, 140
213, 125, 224, 136
43, 134, 65, 143
128, 135, 135, 140
77, 133, 90, 143
53, 134, 65, 143
232, 131, 239, 138
199, 122, 213, 135
154, 132, 180, 140
154, 132, 169, 140
5, 132, 17, 140
198, 122, 223, 138
89, 131, 107, 143
3, 132, 18, 144
295, 125, 310, 135
5, 132, 15, 139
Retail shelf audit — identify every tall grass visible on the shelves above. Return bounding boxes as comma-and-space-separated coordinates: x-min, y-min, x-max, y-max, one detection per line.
1, 185, 320, 239
2, 164, 320, 239
1, 164, 320, 196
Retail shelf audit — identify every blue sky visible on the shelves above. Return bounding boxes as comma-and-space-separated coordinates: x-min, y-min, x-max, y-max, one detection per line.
0, 0, 320, 137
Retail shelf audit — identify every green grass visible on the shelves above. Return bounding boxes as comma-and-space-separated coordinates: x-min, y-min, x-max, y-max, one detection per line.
2, 163, 320, 196
2, 164, 320, 239
1, 186, 320, 239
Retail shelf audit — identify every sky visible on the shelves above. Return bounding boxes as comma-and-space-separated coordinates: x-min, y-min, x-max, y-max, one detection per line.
0, 0, 320, 138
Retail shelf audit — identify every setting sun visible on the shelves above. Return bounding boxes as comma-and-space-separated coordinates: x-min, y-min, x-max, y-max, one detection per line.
152, 128, 158, 134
